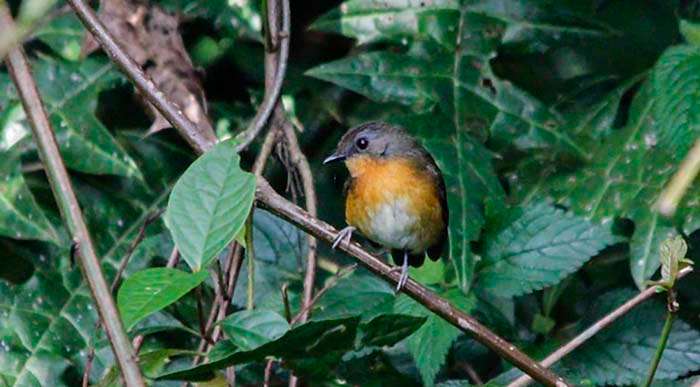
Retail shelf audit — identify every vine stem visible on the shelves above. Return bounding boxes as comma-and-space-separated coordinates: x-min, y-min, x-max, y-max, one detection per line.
643, 311, 675, 387
0, 6, 144, 386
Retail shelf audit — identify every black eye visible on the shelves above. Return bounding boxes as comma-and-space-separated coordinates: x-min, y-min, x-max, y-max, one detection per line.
356, 137, 369, 150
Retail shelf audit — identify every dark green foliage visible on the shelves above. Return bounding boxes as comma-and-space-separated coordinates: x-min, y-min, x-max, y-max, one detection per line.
3, 0, 700, 386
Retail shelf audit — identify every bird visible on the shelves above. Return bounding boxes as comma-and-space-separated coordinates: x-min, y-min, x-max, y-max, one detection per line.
323, 121, 449, 291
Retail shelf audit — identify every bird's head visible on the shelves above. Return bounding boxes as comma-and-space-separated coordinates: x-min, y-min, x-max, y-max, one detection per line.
323, 122, 418, 167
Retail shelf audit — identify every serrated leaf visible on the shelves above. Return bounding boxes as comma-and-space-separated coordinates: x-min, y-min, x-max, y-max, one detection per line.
475, 202, 620, 298
307, 51, 587, 158
560, 289, 700, 385
403, 114, 504, 290
651, 236, 693, 289
394, 289, 476, 386
165, 139, 256, 271
0, 147, 59, 243
117, 268, 209, 331
652, 44, 700, 158
550, 82, 700, 288
220, 310, 290, 351
316, 0, 610, 54
311, 0, 460, 48
158, 317, 359, 381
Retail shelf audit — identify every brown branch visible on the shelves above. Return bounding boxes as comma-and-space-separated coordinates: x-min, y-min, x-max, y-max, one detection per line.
233, 0, 290, 152
65, 0, 215, 154
277, 109, 319, 325
0, 6, 145, 387
256, 180, 568, 386
507, 266, 693, 387
83, 208, 164, 386
66, 0, 569, 383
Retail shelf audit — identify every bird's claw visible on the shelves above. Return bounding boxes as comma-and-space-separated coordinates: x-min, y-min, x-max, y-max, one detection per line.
332, 226, 356, 249
395, 252, 410, 293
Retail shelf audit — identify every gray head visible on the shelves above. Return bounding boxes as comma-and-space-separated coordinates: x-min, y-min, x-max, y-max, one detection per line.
323, 122, 420, 164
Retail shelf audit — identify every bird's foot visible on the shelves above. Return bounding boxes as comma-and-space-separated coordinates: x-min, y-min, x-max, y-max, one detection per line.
332, 226, 356, 249
394, 252, 410, 293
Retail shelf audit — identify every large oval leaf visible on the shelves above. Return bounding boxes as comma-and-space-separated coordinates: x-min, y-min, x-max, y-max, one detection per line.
118, 268, 209, 331
165, 139, 256, 271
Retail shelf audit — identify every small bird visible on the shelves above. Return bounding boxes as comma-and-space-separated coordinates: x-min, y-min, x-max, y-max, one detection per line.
324, 122, 448, 291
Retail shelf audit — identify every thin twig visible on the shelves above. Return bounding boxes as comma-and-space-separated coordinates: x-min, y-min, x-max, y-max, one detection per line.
642, 309, 675, 386
83, 208, 164, 385
195, 286, 209, 344
0, 6, 144, 386
278, 109, 318, 325
232, 0, 290, 152
245, 213, 256, 310
657, 139, 700, 217
281, 284, 292, 323
111, 209, 165, 292
461, 362, 484, 386
290, 264, 357, 325
507, 266, 693, 387
643, 286, 680, 387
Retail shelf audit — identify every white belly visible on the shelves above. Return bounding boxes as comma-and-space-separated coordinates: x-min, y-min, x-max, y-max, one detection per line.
365, 198, 420, 251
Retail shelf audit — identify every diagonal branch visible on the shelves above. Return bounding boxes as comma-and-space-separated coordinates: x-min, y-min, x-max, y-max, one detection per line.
507, 266, 693, 387
256, 180, 568, 386
0, 6, 144, 387
65, 1, 567, 383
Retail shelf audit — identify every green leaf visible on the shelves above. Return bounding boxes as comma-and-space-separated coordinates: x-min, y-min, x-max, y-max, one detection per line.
117, 268, 209, 331
159, 0, 262, 41
232, 209, 305, 308
680, 20, 700, 46
394, 289, 476, 386
165, 139, 256, 271
33, 14, 84, 61
550, 82, 700, 288
414, 118, 505, 290
219, 310, 290, 351
649, 236, 693, 289
311, 0, 460, 48
315, 0, 611, 54
313, 272, 394, 320
357, 313, 426, 348
158, 317, 359, 380
0, 147, 59, 243
0, 133, 192, 385
652, 44, 700, 158
475, 202, 620, 298
26, 56, 141, 177
560, 289, 700, 385
307, 51, 587, 158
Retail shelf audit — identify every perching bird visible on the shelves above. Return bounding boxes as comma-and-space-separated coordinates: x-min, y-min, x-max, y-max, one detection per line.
323, 122, 448, 291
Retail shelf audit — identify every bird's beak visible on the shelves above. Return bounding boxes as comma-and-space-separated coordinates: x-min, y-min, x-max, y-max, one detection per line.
323, 152, 346, 165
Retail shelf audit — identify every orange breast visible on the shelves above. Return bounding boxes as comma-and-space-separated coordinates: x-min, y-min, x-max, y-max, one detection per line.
344, 155, 444, 253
